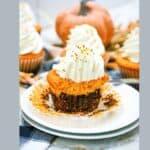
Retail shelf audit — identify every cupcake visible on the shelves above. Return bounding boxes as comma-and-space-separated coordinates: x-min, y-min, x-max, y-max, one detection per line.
61, 24, 109, 64
19, 26, 45, 73
117, 27, 139, 78
47, 44, 109, 113
19, 1, 42, 33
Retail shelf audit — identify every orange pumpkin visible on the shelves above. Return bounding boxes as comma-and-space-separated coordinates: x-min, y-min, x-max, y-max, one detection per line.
55, 1, 114, 45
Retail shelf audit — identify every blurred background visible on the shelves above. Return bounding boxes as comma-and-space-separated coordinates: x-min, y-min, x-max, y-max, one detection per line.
23, 0, 139, 27
21, 0, 139, 55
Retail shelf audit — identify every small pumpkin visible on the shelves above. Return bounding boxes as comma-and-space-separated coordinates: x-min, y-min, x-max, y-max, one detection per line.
55, 0, 114, 45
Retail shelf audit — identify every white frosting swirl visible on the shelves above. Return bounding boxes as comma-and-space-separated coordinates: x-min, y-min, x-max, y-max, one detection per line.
121, 27, 139, 63
53, 44, 104, 82
67, 24, 105, 55
19, 26, 43, 55
19, 2, 36, 26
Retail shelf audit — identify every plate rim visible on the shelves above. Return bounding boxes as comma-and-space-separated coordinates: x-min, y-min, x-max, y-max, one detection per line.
22, 111, 139, 136
22, 111, 139, 140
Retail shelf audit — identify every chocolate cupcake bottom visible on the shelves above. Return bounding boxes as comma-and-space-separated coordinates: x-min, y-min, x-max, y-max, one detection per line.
51, 89, 101, 113
29, 83, 121, 115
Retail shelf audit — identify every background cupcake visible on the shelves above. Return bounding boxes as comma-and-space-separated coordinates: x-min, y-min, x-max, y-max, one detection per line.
19, 1, 42, 33
19, 26, 45, 74
117, 26, 139, 78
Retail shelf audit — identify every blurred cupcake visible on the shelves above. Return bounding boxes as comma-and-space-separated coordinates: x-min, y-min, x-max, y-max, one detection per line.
117, 27, 139, 78
19, 1, 42, 33
19, 26, 45, 73
61, 24, 109, 64
47, 44, 109, 113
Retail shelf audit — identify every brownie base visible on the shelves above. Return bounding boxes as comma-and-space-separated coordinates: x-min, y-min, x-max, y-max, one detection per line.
51, 89, 101, 113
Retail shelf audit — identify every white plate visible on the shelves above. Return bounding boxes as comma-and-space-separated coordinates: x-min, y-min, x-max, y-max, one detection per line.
20, 73, 139, 134
22, 111, 139, 140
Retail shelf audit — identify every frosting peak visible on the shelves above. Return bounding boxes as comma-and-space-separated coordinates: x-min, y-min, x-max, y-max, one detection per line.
67, 24, 105, 55
19, 2, 36, 26
53, 44, 104, 82
19, 26, 43, 55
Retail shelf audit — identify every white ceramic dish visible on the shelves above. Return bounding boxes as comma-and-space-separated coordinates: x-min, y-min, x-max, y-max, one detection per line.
20, 72, 139, 134
22, 111, 139, 140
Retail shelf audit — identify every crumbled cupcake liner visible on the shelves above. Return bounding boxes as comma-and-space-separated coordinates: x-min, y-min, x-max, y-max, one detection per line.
29, 82, 121, 117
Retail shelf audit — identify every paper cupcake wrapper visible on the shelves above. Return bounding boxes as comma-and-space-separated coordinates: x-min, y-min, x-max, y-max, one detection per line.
19, 56, 44, 73
118, 65, 139, 78
116, 55, 139, 79
29, 83, 121, 116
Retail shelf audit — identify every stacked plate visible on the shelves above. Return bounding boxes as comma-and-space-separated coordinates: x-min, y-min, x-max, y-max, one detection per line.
20, 73, 139, 140
22, 111, 138, 140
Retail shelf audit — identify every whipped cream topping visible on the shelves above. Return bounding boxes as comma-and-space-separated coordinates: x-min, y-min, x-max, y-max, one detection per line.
19, 2, 36, 26
67, 24, 105, 55
20, 26, 43, 55
121, 27, 139, 63
53, 44, 104, 82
